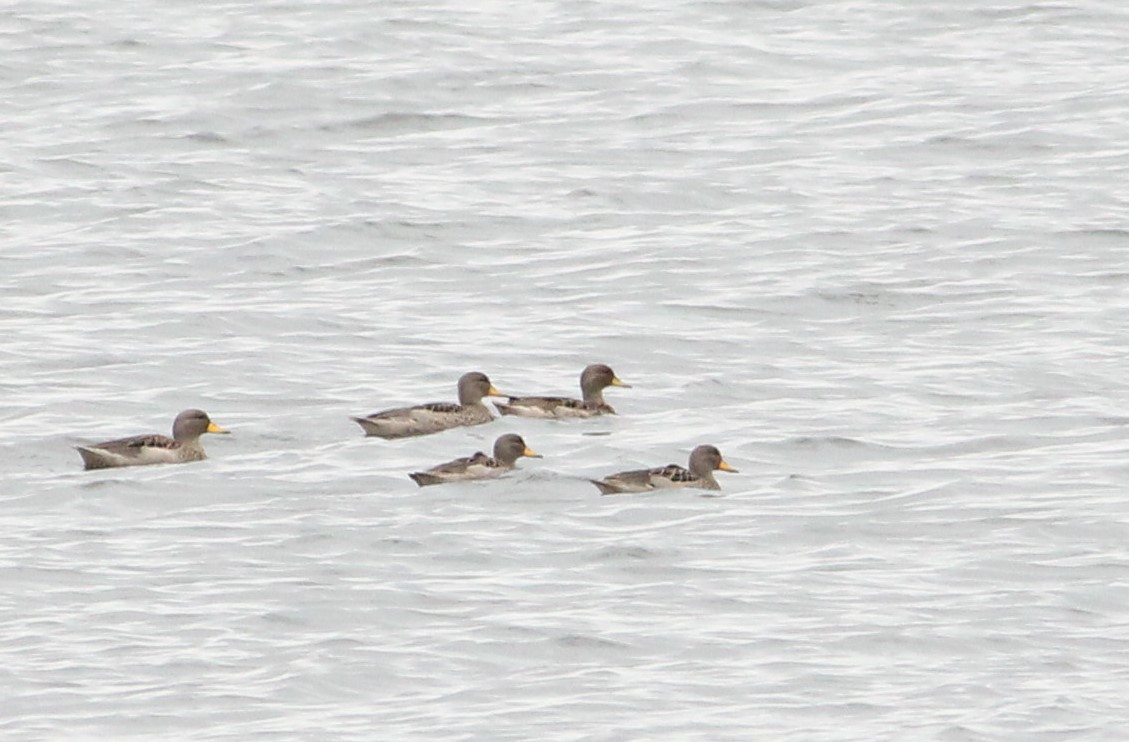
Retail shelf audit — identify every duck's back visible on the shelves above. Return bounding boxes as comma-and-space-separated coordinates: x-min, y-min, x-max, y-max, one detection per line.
496, 396, 610, 419
76, 434, 197, 470
352, 402, 493, 438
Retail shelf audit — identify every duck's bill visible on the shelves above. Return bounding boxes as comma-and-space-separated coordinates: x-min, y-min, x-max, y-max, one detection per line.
718, 459, 738, 473
207, 422, 230, 434
486, 385, 506, 397
523, 447, 543, 458
611, 377, 632, 388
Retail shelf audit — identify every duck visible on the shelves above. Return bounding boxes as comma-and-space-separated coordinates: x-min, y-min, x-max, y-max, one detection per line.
590, 444, 738, 494
351, 371, 506, 439
494, 363, 630, 418
409, 433, 542, 487
76, 409, 229, 470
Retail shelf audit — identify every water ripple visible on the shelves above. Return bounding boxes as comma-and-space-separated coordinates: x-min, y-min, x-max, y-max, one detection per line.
3, 0, 1129, 739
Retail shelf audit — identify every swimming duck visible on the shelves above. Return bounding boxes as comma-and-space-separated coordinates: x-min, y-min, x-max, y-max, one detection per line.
494, 363, 630, 418
76, 409, 229, 470
590, 444, 738, 494
351, 371, 506, 439
409, 433, 542, 487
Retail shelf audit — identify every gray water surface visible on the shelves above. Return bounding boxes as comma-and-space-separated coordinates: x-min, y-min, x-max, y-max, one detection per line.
4, 1, 1129, 739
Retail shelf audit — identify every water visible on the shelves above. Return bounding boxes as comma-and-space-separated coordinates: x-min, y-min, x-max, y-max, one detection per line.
4, 0, 1129, 738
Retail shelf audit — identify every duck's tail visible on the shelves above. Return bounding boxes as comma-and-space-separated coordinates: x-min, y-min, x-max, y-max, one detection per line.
409, 472, 442, 487
75, 446, 111, 471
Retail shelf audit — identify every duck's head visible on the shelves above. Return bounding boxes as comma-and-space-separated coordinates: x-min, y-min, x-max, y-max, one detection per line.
172, 409, 229, 441
580, 364, 631, 399
688, 445, 738, 477
493, 433, 542, 465
458, 371, 505, 405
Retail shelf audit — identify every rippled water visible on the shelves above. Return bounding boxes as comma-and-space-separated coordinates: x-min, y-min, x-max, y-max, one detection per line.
4, 0, 1129, 738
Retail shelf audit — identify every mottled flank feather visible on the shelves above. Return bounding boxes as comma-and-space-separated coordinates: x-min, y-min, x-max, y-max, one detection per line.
494, 397, 615, 419
409, 452, 493, 487
123, 434, 180, 450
